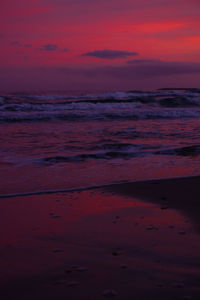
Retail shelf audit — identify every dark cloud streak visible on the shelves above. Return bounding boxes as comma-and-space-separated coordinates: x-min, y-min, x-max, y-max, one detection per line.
10, 41, 32, 48
81, 49, 139, 59
127, 59, 161, 64
58, 60, 200, 78
125, 59, 200, 76
40, 44, 59, 51
40, 44, 68, 52
10, 41, 21, 46
24, 44, 32, 48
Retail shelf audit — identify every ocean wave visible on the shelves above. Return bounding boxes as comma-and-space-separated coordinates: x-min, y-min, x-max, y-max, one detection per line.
159, 96, 200, 107
156, 145, 200, 156
1, 89, 200, 122
2, 88, 200, 102
38, 144, 200, 165
19, 88, 200, 101
89, 142, 136, 151
1, 107, 200, 122
0, 96, 5, 105
41, 151, 144, 164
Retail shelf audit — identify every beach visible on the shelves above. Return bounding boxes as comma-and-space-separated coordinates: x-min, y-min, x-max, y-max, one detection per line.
1, 175, 200, 299
1, 0, 200, 297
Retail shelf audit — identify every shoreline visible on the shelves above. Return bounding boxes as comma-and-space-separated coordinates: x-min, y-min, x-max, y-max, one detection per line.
1, 174, 200, 199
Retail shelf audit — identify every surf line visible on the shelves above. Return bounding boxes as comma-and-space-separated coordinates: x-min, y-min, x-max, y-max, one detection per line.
1, 174, 199, 199
0, 181, 130, 199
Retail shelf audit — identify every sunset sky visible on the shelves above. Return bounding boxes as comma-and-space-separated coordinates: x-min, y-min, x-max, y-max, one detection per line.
1, 0, 200, 91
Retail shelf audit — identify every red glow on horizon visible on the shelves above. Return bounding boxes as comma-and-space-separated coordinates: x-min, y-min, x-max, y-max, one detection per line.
0, 0, 200, 90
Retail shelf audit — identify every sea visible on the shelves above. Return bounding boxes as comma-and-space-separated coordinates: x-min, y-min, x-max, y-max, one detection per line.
1, 88, 200, 197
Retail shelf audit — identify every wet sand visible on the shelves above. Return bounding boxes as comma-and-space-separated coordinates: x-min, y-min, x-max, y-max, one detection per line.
107, 175, 200, 232
1, 176, 200, 299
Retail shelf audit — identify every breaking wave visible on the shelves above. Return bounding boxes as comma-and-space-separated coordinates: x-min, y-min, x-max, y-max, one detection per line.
37, 144, 200, 165
1, 89, 200, 122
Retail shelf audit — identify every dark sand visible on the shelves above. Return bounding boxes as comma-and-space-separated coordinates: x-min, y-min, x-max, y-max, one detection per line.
1, 176, 200, 299
107, 176, 200, 232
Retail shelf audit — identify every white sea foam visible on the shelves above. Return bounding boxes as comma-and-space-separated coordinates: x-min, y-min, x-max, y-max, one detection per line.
1, 106, 200, 122
1, 89, 200, 122
21, 89, 200, 101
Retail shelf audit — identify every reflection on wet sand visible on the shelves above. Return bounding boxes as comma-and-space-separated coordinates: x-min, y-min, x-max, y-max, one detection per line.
1, 177, 200, 299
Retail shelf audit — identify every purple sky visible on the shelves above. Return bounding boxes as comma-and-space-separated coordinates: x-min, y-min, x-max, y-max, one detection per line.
0, 0, 200, 91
